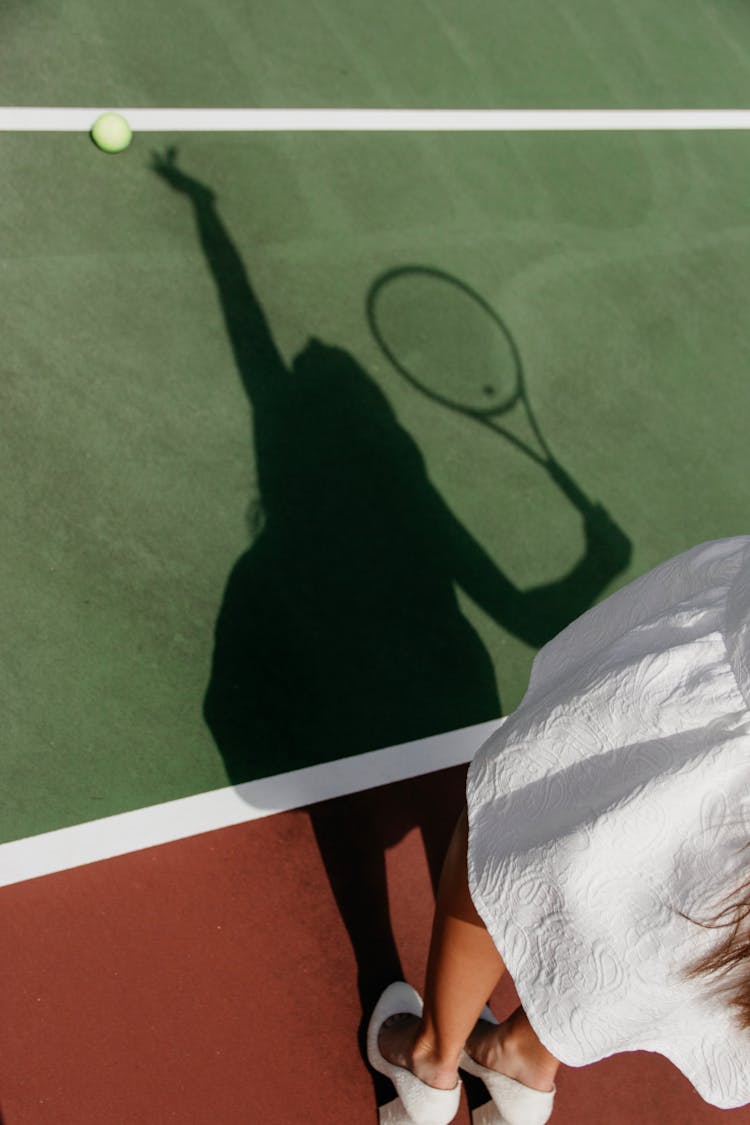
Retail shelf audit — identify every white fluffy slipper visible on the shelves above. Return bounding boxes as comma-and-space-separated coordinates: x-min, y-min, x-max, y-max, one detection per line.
367, 982, 462, 1125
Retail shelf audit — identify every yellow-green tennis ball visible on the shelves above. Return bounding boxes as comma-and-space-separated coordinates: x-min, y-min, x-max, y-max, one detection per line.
90, 112, 133, 154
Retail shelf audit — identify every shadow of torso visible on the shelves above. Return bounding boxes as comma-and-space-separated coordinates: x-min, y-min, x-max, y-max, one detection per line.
205, 340, 501, 781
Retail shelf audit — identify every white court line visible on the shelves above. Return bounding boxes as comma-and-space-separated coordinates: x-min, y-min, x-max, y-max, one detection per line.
0, 719, 502, 888
2, 107, 750, 131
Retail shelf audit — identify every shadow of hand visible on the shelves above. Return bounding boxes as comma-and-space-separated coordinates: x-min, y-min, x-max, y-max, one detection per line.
149, 145, 216, 204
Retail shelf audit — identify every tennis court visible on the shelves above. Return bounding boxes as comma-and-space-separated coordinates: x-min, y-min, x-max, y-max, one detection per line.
2, 2, 750, 1122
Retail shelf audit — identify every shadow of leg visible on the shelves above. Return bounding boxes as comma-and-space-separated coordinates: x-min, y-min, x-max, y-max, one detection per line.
308, 789, 407, 1107
415, 764, 470, 898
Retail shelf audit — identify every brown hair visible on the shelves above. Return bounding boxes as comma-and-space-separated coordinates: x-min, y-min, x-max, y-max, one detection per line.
675, 839, 750, 1031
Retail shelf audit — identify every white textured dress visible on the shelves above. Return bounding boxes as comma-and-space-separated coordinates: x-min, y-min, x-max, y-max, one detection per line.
466, 536, 750, 1109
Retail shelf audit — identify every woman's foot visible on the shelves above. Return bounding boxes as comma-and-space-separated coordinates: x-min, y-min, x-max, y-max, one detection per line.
465, 1009, 558, 1093
378, 1013, 460, 1091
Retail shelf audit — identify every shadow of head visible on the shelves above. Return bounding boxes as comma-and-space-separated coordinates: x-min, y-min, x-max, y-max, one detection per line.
291, 337, 396, 430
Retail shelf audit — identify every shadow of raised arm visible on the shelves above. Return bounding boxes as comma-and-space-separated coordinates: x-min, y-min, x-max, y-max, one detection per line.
437, 489, 632, 648
150, 146, 286, 402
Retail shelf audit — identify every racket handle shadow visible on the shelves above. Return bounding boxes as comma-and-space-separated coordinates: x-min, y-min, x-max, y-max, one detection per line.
546, 458, 595, 514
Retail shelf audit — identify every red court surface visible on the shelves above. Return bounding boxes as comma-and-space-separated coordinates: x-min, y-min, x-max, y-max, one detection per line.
2, 767, 748, 1125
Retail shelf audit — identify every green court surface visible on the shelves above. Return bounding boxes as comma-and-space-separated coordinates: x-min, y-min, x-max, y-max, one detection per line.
3, 1, 750, 108
3, 2, 750, 850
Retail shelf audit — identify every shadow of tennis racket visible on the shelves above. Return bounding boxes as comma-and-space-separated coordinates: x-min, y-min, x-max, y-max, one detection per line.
367, 265, 594, 514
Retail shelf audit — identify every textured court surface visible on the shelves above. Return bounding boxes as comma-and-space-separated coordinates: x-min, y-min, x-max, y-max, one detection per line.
3, 774, 750, 1124
2, 2, 750, 1122
4, 125, 750, 840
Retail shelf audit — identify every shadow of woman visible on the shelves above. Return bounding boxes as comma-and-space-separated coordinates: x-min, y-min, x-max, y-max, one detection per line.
151, 148, 632, 1099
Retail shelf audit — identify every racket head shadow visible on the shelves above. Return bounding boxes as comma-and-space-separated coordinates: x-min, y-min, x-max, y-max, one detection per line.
366, 266, 524, 418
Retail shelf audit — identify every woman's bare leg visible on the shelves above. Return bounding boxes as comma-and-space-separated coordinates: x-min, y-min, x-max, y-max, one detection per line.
378, 804, 561, 1092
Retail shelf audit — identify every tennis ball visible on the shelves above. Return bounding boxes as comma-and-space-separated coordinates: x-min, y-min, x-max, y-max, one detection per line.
90, 112, 133, 154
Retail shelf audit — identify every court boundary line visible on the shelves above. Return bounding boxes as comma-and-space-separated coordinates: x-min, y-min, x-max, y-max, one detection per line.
3, 107, 750, 131
0, 719, 503, 888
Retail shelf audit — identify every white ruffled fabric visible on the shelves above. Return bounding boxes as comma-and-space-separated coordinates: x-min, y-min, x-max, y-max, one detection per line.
466, 536, 750, 1109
